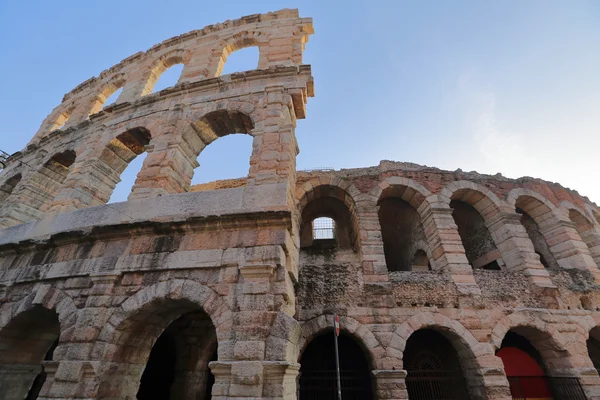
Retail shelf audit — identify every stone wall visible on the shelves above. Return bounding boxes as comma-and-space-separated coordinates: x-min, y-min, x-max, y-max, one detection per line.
1, 8, 600, 400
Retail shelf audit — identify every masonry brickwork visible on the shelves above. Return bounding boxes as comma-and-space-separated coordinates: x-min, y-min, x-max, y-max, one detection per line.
1, 8, 600, 400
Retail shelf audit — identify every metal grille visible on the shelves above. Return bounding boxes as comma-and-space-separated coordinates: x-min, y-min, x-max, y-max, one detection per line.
507, 376, 586, 400
406, 370, 470, 400
313, 217, 335, 240
298, 370, 372, 400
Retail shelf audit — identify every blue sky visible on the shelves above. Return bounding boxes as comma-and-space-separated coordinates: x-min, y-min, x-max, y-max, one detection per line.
1, 1, 599, 204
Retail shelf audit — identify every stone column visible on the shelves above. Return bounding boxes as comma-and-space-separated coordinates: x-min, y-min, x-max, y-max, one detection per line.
44, 361, 96, 399
354, 196, 396, 307
128, 138, 198, 200
485, 212, 555, 288
540, 219, 600, 282
372, 370, 408, 400
580, 225, 600, 268
35, 360, 57, 400
418, 201, 481, 297
209, 361, 299, 400
128, 113, 200, 201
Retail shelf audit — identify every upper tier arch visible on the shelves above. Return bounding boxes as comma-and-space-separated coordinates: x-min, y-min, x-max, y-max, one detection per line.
30, 9, 313, 144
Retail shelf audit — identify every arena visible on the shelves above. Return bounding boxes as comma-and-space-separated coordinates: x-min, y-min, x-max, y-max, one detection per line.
1, 9, 600, 400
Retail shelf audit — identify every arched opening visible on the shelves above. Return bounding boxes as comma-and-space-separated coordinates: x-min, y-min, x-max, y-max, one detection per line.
98, 302, 217, 400
404, 329, 471, 399
588, 328, 600, 375
152, 63, 184, 93
220, 46, 260, 75
299, 331, 373, 400
187, 110, 254, 188
514, 195, 561, 269
49, 107, 74, 132
31, 150, 76, 212
497, 331, 551, 399
0, 173, 22, 203
450, 200, 502, 270
142, 52, 186, 96
0, 305, 60, 400
102, 87, 123, 108
89, 77, 126, 115
497, 329, 586, 399
101, 127, 151, 204
191, 134, 253, 186
300, 187, 357, 250
516, 207, 558, 268
378, 197, 428, 271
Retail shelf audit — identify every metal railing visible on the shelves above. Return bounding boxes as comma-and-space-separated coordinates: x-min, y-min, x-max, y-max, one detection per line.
507, 376, 586, 400
405, 370, 470, 400
298, 370, 372, 400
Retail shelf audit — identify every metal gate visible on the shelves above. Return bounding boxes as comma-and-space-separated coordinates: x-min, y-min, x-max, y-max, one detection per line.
508, 376, 587, 400
298, 369, 372, 400
405, 370, 470, 400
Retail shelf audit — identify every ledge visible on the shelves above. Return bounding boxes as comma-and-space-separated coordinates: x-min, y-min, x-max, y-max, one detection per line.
0, 183, 291, 247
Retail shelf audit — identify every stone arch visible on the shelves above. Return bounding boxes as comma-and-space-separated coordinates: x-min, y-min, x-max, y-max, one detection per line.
490, 313, 568, 352
0, 172, 22, 204
215, 31, 267, 76
490, 312, 583, 379
299, 314, 385, 369
95, 279, 232, 400
440, 180, 509, 221
392, 312, 493, 399
562, 201, 600, 267
18, 149, 77, 215
374, 178, 433, 272
49, 126, 153, 211
1, 284, 79, 341
506, 188, 557, 213
440, 181, 509, 269
508, 189, 563, 269
120, 103, 259, 200
48, 104, 76, 132
369, 176, 432, 210
88, 73, 127, 115
96, 279, 232, 360
585, 204, 600, 227
297, 180, 361, 250
141, 48, 188, 96
265, 311, 302, 363
391, 312, 487, 366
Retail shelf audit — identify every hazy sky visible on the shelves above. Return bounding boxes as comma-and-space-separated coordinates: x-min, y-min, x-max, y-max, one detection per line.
1, 1, 599, 204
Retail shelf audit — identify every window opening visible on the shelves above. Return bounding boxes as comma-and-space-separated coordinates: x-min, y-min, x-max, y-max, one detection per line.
0, 173, 22, 203
191, 134, 253, 186
153, 64, 184, 93
103, 87, 123, 109
108, 152, 146, 204
313, 217, 335, 240
221, 46, 260, 75
450, 200, 501, 269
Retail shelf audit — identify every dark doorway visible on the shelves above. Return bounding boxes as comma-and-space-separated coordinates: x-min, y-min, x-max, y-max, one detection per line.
299, 331, 373, 400
498, 330, 586, 400
135, 310, 217, 400
137, 331, 177, 399
404, 329, 470, 400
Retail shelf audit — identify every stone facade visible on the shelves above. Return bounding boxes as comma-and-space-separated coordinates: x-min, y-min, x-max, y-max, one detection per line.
1, 8, 600, 400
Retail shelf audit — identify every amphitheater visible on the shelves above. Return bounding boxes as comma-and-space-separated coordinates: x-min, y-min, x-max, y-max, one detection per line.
1, 8, 600, 400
